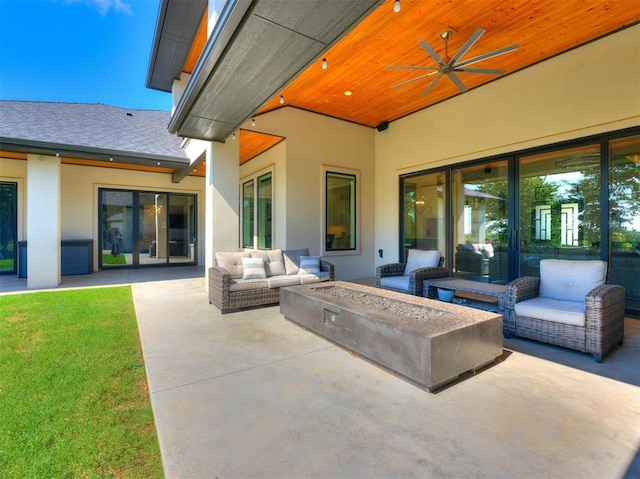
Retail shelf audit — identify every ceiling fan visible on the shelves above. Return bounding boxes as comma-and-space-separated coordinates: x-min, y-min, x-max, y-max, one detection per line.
387, 28, 518, 97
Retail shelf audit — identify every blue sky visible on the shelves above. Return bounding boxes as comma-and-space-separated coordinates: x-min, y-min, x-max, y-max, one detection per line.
0, 0, 172, 111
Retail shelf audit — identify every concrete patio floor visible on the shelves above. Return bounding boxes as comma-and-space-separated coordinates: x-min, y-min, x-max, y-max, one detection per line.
2, 267, 639, 478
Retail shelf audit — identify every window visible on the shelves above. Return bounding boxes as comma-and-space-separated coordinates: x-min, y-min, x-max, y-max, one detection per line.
325, 170, 357, 252
0, 182, 17, 274
241, 171, 273, 249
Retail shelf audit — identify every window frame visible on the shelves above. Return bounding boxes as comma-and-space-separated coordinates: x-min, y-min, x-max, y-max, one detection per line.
239, 167, 274, 250
322, 166, 360, 256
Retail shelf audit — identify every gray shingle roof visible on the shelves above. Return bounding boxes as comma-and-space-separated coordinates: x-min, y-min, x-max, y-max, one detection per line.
0, 101, 187, 161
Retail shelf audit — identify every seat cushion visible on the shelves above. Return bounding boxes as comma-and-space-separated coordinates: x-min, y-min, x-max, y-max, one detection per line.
215, 251, 250, 279
229, 278, 269, 291
283, 248, 310, 275
404, 249, 440, 275
250, 249, 286, 276
267, 275, 302, 288
299, 272, 331, 284
242, 257, 267, 280
380, 276, 409, 292
539, 259, 607, 302
515, 297, 586, 326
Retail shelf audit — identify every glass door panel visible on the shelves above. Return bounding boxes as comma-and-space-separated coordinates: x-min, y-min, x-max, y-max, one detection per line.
101, 190, 133, 268
609, 135, 640, 314
401, 172, 447, 262
139, 193, 167, 265
168, 195, 196, 264
452, 161, 509, 283
518, 145, 601, 277
0, 182, 17, 274
242, 180, 254, 248
257, 173, 272, 249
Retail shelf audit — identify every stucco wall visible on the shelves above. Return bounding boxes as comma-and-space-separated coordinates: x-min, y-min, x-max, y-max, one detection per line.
240, 108, 376, 280
374, 25, 640, 265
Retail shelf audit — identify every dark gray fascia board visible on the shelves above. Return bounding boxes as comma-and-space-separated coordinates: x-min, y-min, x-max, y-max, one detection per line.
0, 137, 189, 169
168, 0, 252, 138
146, 0, 208, 92
168, 0, 383, 143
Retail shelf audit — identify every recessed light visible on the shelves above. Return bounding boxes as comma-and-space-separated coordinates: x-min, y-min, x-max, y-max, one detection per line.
344, 91, 353, 96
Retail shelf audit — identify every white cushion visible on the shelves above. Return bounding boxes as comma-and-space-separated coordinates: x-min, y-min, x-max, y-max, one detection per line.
267, 275, 302, 288
299, 272, 331, 284
250, 249, 286, 276
298, 255, 321, 275
515, 297, 586, 326
539, 259, 607, 302
241, 257, 267, 280
215, 251, 250, 279
283, 248, 309, 275
380, 276, 409, 292
404, 249, 440, 275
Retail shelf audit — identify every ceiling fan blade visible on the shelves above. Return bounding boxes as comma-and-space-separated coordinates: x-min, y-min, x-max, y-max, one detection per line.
421, 73, 443, 97
391, 71, 440, 89
455, 44, 518, 68
386, 65, 440, 71
456, 67, 506, 75
449, 28, 485, 65
419, 40, 445, 66
445, 72, 467, 92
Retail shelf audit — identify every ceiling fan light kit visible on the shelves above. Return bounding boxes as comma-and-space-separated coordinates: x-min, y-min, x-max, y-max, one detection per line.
387, 28, 518, 97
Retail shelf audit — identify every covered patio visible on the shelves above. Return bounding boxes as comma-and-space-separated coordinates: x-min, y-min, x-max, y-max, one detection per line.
2, 269, 638, 477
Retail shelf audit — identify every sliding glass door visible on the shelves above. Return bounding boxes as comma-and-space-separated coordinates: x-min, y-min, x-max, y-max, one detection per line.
100, 189, 196, 268
401, 171, 447, 262
452, 161, 509, 283
518, 145, 602, 276
609, 135, 640, 312
399, 128, 639, 315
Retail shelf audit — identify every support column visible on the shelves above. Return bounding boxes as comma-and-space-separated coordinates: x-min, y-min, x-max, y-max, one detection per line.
205, 139, 240, 292
27, 154, 61, 288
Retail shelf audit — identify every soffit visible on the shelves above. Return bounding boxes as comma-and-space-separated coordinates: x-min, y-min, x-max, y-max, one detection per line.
257, 0, 640, 128
169, 0, 383, 142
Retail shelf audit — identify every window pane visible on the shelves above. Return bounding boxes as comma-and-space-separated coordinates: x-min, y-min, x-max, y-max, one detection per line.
402, 172, 446, 262
257, 173, 272, 249
168, 195, 196, 263
518, 145, 601, 277
139, 193, 167, 265
326, 172, 355, 251
242, 180, 254, 248
452, 161, 509, 283
609, 135, 640, 313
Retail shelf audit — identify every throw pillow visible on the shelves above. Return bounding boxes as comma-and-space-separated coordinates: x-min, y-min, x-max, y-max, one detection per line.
241, 257, 267, 280
298, 255, 321, 275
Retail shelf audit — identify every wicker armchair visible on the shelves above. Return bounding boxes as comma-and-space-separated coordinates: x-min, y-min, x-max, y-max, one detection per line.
376, 249, 449, 296
503, 259, 625, 362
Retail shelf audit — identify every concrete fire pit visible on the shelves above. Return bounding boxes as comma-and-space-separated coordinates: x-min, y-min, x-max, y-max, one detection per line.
280, 281, 503, 391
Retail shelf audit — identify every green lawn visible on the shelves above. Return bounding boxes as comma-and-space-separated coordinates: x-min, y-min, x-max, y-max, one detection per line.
0, 287, 163, 478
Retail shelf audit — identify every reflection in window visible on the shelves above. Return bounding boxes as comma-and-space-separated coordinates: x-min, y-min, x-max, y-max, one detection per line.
609, 134, 640, 312
326, 171, 356, 251
519, 144, 601, 277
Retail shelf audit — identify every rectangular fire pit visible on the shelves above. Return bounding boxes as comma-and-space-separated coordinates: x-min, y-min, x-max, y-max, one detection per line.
280, 281, 503, 391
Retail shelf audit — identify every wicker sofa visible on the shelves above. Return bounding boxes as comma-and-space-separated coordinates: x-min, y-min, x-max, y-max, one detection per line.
209, 248, 334, 313
503, 259, 625, 362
